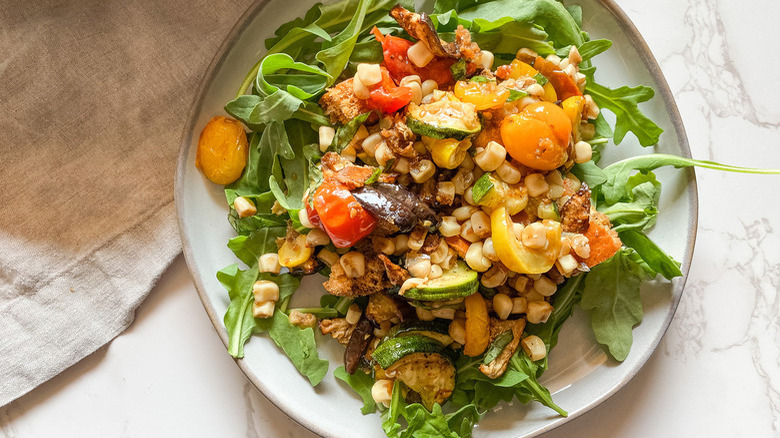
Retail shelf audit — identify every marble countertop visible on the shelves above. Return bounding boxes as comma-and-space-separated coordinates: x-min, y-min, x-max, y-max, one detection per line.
2, 0, 779, 436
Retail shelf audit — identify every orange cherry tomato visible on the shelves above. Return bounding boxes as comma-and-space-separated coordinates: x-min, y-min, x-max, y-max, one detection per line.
533, 56, 582, 101
463, 293, 490, 357
312, 180, 376, 247
500, 101, 572, 171
195, 116, 248, 185
453, 80, 510, 110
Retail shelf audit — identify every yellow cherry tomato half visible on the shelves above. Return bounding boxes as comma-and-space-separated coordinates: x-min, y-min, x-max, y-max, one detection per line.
499, 101, 571, 171
490, 207, 562, 274
463, 293, 490, 357
196, 116, 249, 185
454, 80, 510, 110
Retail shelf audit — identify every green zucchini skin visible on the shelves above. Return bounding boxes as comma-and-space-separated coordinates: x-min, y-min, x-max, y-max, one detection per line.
402, 261, 478, 301
405, 100, 481, 140
372, 335, 456, 369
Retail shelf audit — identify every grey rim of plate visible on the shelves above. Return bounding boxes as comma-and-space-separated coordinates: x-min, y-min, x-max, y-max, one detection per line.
174, 0, 699, 436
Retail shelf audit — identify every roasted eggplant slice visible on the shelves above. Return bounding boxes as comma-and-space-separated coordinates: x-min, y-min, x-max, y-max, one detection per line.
390, 5, 454, 58
352, 183, 437, 232
344, 316, 374, 374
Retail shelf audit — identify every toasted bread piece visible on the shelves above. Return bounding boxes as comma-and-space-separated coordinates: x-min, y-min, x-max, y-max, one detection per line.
319, 78, 377, 125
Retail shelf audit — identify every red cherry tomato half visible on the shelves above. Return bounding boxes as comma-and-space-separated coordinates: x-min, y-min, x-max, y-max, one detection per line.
305, 204, 323, 229
312, 180, 376, 247
371, 27, 454, 86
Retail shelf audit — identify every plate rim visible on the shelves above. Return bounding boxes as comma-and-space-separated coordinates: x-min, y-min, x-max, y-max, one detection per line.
174, 1, 699, 436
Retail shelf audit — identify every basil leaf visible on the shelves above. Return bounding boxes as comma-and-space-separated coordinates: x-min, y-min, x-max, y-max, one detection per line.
331, 111, 372, 153
532, 73, 548, 86
333, 366, 378, 414
581, 248, 649, 361
506, 89, 528, 102
450, 59, 467, 81
469, 75, 491, 82
482, 330, 513, 364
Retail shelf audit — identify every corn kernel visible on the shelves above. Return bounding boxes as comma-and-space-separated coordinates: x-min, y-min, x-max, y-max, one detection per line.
474, 141, 506, 171
258, 253, 281, 274
233, 196, 257, 218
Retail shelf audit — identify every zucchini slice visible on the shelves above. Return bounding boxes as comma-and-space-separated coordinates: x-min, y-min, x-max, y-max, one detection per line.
385, 320, 452, 345
472, 172, 528, 215
373, 335, 457, 410
372, 335, 452, 369
406, 99, 481, 140
402, 261, 478, 301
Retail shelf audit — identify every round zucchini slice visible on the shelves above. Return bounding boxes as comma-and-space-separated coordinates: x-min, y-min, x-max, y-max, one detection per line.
406, 99, 481, 140
402, 261, 478, 301
385, 320, 452, 345
387, 352, 456, 410
372, 335, 449, 369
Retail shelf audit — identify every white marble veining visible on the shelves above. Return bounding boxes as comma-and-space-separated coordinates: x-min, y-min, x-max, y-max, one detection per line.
2, 0, 780, 436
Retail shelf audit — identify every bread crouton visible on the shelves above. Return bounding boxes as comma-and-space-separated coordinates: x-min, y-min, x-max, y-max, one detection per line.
323, 250, 391, 296
319, 78, 377, 125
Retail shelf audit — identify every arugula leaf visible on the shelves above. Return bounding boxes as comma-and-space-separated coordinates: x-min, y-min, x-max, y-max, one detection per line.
258, 309, 329, 386
469, 18, 555, 57
225, 91, 304, 128
269, 119, 315, 211
526, 274, 586, 371
602, 153, 780, 204
228, 210, 287, 236
381, 381, 482, 438
255, 53, 332, 99
581, 248, 649, 361
331, 112, 372, 153
583, 79, 663, 146
227, 227, 286, 266
510, 352, 567, 416
315, 0, 374, 82
600, 172, 661, 232
218, 263, 260, 358
619, 230, 682, 280
577, 38, 612, 61
333, 366, 378, 414
570, 160, 607, 188
381, 382, 404, 438
455, 0, 585, 48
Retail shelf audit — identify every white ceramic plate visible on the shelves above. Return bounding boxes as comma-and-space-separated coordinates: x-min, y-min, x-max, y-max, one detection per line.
175, 1, 698, 436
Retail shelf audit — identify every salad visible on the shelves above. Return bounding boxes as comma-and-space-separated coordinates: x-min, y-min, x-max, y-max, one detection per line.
192, 0, 777, 435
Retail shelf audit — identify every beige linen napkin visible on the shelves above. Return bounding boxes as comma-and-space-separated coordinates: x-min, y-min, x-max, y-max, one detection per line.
0, 0, 253, 406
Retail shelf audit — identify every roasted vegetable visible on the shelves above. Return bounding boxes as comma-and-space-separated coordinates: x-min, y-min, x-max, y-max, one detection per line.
344, 316, 373, 374
402, 261, 478, 301
351, 183, 437, 232
406, 99, 481, 140
490, 208, 562, 274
